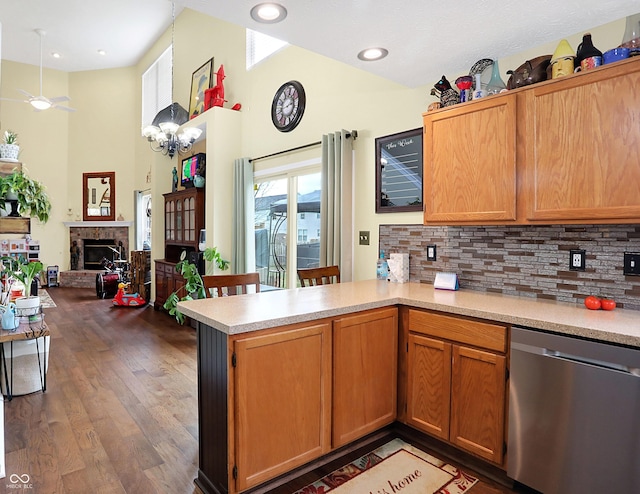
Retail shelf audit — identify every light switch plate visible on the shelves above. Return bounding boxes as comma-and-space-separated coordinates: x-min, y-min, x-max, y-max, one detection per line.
624, 252, 640, 275
359, 231, 370, 246
427, 244, 437, 261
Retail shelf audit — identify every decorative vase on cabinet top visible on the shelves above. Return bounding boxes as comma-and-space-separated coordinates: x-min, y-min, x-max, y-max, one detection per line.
486, 60, 507, 95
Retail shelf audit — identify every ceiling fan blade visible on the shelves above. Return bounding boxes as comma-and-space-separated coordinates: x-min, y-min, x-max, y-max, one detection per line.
17, 89, 36, 99
0, 97, 29, 103
48, 95, 70, 103
53, 104, 76, 112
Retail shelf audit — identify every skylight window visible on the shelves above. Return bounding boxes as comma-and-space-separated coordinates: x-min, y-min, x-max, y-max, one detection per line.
246, 29, 288, 70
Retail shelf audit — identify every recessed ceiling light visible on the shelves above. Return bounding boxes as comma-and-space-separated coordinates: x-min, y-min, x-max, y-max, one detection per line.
51, 52, 61, 59
250, 3, 287, 24
98, 49, 106, 56
357, 47, 389, 61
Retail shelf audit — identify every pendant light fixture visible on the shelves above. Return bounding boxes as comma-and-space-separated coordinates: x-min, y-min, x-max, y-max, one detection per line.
142, 2, 201, 158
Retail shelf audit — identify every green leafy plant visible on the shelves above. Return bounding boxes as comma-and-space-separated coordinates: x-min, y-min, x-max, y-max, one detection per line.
163, 247, 230, 324
2, 130, 18, 145
0, 255, 44, 298
1, 170, 52, 223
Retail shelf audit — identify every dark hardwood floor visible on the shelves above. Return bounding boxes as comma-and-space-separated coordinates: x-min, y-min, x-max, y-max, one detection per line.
3, 287, 521, 494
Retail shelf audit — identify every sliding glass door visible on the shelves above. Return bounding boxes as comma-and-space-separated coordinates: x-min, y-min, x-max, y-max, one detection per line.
254, 169, 321, 289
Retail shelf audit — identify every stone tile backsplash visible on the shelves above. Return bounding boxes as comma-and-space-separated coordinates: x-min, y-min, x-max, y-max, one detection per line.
379, 224, 640, 310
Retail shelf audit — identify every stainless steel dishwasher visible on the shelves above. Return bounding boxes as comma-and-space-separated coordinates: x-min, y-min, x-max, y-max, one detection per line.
508, 327, 640, 494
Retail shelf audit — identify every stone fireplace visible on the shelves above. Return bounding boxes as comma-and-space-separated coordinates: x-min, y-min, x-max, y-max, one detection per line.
60, 221, 132, 288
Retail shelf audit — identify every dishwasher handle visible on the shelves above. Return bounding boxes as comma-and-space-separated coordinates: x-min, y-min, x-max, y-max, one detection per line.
512, 341, 640, 376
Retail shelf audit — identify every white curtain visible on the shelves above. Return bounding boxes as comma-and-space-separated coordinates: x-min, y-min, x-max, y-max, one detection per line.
320, 130, 354, 282
232, 158, 255, 274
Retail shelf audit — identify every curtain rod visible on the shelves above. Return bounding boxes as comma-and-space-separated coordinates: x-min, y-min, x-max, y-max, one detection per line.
250, 130, 358, 163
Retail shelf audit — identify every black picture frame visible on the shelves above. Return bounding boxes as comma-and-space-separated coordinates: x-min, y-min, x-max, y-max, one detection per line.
375, 128, 423, 213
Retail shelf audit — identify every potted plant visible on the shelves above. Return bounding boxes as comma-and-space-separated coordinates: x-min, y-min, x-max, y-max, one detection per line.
0, 255, 44, 320
163, 247, 229, 324
1, 170, 52, 223
0, 130, 20, 161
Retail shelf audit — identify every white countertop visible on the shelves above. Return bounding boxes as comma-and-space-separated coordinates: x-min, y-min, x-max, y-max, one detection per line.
177, 279, 640, 347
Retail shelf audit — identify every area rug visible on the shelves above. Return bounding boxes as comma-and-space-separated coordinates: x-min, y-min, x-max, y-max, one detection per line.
294, 439, 477, 494
39, 289, 57, 308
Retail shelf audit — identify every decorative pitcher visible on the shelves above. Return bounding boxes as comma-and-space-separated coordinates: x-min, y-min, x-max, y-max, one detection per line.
1, 302, 18, 331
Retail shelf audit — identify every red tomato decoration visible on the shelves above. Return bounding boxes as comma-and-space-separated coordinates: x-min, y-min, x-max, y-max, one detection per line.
584, 295, 602, 310
600, 299, 616, 311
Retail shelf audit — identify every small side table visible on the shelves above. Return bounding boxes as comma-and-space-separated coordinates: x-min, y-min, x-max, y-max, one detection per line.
0, 322, 50, 401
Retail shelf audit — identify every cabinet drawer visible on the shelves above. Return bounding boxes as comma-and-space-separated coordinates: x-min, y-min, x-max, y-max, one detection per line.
408, 309, 507, 353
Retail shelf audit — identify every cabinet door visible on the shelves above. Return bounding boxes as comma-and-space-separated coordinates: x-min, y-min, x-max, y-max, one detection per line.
233, 323, 331, 492
154, 262, 168, 309
423, 95, 517, 223
524, 62, 640, 221
406, 333, 451, 440
332, 307, 398, 448
450, 345, 506, 464
165, 199, 175, 241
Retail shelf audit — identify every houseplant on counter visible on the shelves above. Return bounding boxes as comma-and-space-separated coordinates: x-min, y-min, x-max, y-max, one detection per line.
163, 247, 229, 324
0, 255, 44, 321
0, 130, 20, 161
0, 169, 52, 222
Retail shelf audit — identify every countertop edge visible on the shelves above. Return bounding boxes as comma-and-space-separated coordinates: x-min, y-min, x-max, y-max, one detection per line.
177, 281, 640, 348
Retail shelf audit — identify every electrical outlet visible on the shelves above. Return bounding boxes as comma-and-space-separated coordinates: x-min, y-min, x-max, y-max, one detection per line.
624, 252, 640, 276
569, 249, 586, 271
427, 244, 437, 261
359, 231, 370, 246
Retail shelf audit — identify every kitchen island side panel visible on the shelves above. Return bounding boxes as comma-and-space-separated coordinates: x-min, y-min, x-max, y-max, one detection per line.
196, 323, 229, 494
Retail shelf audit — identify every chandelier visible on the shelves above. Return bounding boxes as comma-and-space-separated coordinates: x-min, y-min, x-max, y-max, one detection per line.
141, 2, 202, 159
142, 102, 201, 158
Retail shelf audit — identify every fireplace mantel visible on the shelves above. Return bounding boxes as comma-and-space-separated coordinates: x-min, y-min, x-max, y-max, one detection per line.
63, 221, 133, 227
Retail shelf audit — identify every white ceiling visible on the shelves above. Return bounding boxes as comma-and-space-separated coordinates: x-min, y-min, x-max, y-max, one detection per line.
0, 0, 638, 88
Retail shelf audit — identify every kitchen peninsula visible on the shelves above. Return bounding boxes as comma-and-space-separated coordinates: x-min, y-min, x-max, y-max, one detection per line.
178, 279, 640, 494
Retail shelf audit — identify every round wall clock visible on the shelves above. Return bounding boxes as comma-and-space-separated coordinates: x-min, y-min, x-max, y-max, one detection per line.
271, 80, 306, 132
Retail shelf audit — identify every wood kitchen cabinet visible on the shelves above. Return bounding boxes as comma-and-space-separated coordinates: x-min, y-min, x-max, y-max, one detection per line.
523, 59, 640, 222
406, 309, 508, 465
422, 56, 640, 225
231, 322, 332, 492
332, 307, 398, 447
423, 94, 517, 224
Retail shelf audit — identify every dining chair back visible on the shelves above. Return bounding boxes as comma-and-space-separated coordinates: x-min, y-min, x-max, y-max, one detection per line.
297, 265, 341, 287
202, 273, 261, 297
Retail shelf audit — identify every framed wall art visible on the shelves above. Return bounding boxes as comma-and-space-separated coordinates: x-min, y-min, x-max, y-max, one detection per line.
188, 57, 214, 119
375, 128, 423, 213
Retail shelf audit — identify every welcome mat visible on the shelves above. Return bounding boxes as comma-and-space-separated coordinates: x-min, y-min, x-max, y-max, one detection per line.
39, 289, 57, 308
295, 439, 478, 494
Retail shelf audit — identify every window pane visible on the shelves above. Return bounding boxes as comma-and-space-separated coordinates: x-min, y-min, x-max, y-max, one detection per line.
254, 178, 288, 288
296, 173, 321, 270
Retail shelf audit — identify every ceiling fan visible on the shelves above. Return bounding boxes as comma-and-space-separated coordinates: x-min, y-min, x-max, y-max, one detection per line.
0, 29, 76, 112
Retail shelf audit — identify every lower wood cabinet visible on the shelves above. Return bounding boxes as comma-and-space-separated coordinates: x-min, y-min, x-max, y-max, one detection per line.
154, 260, 184, 310
232, 322, 332, 492
406, 309, 508, 465
332, 307, 398, 447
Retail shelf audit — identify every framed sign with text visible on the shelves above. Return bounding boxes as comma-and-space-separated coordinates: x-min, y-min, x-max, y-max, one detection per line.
375, 128, 423, 213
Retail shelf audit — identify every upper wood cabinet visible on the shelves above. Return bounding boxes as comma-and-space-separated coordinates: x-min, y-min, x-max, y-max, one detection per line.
523, 59, 640, 222
423, 56, 640, 225
423, 94, 518, 223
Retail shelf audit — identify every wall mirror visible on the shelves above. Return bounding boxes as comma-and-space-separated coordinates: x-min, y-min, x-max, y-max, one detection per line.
83, 171, 116, 221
